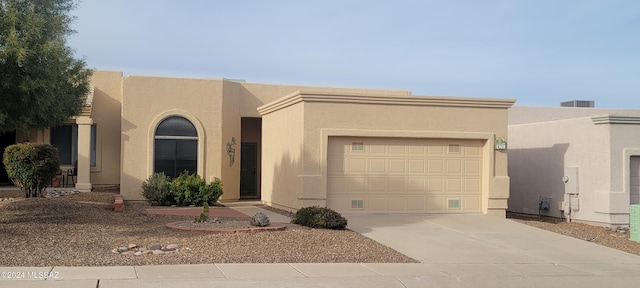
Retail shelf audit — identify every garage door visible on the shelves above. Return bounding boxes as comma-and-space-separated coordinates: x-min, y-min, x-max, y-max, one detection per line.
327, 137, 483, 213
631, 156, 640, 205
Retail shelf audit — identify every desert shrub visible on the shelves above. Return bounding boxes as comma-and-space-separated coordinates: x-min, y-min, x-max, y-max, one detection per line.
141, 172, 172, 206
141, 172, 223, 206
171, 172, 223, 206
3, 143, 60, 198
194, 203, 209, 223
291, 206, 348, 229
250, 212, 270, 227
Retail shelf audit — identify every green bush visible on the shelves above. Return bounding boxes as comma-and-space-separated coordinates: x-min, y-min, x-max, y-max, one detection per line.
141, 172, 172, 206
3, 143, 60, 198
291, 206, 348, 229
141, 172, 222, 206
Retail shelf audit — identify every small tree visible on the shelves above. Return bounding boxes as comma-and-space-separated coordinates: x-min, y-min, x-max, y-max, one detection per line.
3, 143, 59, 198
0, 0, 93, 133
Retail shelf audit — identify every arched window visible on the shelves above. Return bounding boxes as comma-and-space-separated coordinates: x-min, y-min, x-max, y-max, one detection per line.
154, 116, 198, 178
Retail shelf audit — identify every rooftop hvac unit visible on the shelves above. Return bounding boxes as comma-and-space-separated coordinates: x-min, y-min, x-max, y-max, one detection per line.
561, 100, 595, 108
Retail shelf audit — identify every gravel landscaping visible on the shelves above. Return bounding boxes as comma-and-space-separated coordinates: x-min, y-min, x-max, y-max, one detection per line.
2, 190, 640, 267
509, 214, 640, 257
0, 190, 416, 266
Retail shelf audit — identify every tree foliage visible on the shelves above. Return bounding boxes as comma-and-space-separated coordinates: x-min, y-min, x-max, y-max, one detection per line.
0, 0, 92, 133
3, 143, 60, 198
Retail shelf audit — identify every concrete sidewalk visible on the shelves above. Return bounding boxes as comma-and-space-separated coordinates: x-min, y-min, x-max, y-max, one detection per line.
2, 261, 640, 288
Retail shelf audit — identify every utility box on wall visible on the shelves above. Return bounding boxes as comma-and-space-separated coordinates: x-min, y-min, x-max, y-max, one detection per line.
563, 167, 579, 195
631, 205, 640, 243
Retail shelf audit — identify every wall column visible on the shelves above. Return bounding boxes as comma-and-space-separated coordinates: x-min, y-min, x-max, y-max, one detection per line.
76, 116, 93, 192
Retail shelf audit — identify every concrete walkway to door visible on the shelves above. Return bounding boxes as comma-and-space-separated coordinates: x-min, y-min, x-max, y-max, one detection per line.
345, 213, 640, 287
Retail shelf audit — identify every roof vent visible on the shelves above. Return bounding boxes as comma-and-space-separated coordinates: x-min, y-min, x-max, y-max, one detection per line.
561, 100, 594, 108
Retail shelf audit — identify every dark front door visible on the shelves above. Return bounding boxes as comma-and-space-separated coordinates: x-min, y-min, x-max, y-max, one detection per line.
0, 131, 16, 185
240, 142, 258, 198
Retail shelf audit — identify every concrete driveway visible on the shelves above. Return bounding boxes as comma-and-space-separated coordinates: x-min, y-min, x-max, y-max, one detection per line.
346, 213, 640, 286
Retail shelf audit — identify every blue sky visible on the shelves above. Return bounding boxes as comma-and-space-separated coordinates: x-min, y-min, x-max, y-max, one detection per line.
68, 0, 639, 108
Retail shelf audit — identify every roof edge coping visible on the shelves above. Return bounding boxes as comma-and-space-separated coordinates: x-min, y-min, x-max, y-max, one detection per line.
592, 114, 640, 125
258, 90, 516, 115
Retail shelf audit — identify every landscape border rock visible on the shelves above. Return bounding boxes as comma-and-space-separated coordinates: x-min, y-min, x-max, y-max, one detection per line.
112, 243, 180, 255
45, 190, 80, 198
166, 221, 287, 233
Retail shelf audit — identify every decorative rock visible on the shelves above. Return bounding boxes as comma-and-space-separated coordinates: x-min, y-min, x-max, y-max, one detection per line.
44, 190, 79, 198
112, 243, 180, 255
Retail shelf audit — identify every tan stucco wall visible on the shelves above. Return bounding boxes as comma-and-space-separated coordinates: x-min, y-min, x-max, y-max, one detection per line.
89, 70, 123, 186
117, 76, 413, 200
219, 81, 242, 201
509, 106, 640, 226
239, 83, 411, 118
260, 91, 514, 215
260, 103, 305, 209
100, 70, 512, 213
120, 76, 224, 200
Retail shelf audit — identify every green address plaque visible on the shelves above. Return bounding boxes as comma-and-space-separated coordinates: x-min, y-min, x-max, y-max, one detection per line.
495, 137, 507, 150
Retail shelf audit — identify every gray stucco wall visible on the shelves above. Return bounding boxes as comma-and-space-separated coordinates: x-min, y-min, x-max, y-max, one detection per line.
508, 106, 640, 226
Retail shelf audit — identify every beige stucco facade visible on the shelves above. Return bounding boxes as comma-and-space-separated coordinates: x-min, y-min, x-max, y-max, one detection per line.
509, 106, 640, 226
25, 70, 515, 216
258, 91, 514, 216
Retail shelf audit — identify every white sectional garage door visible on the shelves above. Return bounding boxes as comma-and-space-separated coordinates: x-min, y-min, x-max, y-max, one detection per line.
327, 137, 484, 213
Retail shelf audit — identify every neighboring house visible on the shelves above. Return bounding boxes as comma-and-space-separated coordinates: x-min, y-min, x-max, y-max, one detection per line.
3, 70, 515, 216
508, 104, 640, 227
